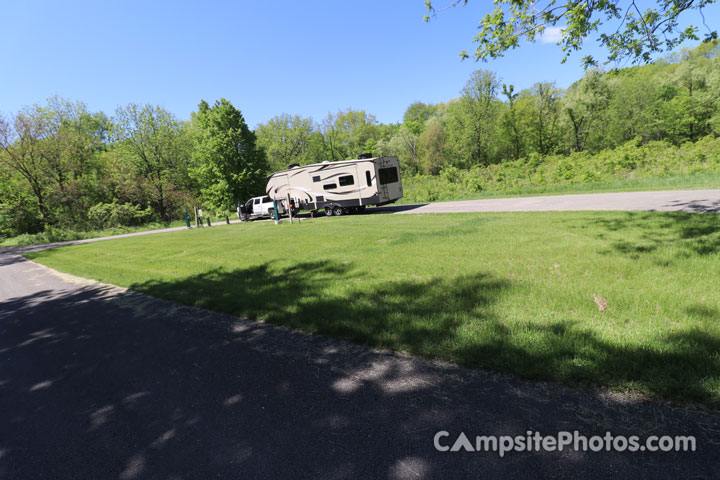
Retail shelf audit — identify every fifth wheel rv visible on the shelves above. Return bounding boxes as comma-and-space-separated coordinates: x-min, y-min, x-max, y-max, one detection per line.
265, 155, 403, 216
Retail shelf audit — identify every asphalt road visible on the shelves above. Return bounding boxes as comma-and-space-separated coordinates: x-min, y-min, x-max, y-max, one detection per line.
376, 189, 720, 214
2, 190, 720, 479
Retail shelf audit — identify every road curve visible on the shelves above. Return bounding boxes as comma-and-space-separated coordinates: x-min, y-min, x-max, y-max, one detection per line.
1, 189, 717, 256
2, 248, 720, 479
2, 190, 720, 479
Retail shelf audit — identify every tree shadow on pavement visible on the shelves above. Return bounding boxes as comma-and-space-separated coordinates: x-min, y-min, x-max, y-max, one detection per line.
124, 260, 720, 404
660, 198, 720, 213
2, 267, 720, 479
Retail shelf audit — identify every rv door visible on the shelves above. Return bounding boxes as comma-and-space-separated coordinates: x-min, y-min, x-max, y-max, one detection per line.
377, 157, 401, 202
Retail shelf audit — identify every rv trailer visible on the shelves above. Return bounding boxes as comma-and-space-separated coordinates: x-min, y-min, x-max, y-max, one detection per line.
265, 155, 403, 216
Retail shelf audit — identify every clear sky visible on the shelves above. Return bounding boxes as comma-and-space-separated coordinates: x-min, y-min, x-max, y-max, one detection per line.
1, 0, 717, 128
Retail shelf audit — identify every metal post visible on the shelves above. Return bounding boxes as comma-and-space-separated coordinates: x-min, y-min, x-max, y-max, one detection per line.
184, 208, 191, 229
273, 200, 281, 224
194, 206, 199, 228
287, 194, 294, 224
207, 216, 211, 227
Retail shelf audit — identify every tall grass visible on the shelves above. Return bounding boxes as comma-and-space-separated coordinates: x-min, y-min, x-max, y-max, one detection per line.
403, 137, 720, 203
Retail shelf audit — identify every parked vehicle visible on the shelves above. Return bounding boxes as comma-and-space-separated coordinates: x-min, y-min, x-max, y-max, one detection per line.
265, 154, 403, 216
241, 195, 286, 220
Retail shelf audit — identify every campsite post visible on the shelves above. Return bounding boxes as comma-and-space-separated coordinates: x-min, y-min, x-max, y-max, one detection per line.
273, 200, 280, 225
184, 208, 191, 229
287, 194, 294, 224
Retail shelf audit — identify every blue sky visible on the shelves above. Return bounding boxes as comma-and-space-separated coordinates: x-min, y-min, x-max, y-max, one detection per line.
1, 0, 717, 127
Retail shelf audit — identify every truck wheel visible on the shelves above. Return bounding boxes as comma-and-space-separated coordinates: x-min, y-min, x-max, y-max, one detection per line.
334, 206, 344, 216
268, 208, 275, 219
325, 206, 334, 217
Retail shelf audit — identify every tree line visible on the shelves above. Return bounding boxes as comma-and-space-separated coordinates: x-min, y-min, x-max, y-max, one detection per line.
1, 40, 718, 238
257, 40, 720, 175
0, 99, 267, 236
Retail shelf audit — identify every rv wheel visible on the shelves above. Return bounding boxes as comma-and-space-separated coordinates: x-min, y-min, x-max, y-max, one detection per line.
334, 206, 344, 216
325, 206, 334, 217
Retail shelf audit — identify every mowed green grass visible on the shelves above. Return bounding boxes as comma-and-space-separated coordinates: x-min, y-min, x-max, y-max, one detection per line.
26, 211, 720, 405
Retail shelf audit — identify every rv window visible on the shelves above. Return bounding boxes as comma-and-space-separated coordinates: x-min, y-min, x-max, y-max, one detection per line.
338, 175, 354, 187
312, 176, 321, 182
365, 171, 372, 187
316, 195, 324, 202
323, 183, 337, 190
379, 167, 399, 185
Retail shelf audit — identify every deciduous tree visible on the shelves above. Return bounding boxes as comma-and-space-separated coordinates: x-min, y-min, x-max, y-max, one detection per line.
113, 103, 189, 220
424, 0, 718, 65
191, 99, 267, 212
255, 114, 314, 171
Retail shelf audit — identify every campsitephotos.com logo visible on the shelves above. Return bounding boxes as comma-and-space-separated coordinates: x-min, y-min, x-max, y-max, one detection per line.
433, 431, 696, 457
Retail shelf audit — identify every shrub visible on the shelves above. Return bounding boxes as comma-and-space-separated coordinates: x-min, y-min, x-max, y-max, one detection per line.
0, 193, 44, 237
87, 202, 153, 229
402, 136, 720, 202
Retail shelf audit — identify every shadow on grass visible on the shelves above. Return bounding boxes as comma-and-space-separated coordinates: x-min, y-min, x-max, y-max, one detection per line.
130, 260, 720, 404
5, 275, 720, 478
131, 261, 510, 354
591, 211, 720, 257
388, 216, 497, 246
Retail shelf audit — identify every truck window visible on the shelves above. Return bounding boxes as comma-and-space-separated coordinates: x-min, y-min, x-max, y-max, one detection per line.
254, 198, 260, 204
262, 196, 271, 203
338, 175, 354, 187
323, 183, 337, 190
379, 167, 399, 185
366, 171, 372, 187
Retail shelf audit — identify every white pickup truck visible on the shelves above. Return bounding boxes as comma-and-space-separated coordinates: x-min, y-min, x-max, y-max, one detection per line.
241, 195, 286, 220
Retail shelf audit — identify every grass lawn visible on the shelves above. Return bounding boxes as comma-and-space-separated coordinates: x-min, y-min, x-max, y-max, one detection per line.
26, 211, 720, 405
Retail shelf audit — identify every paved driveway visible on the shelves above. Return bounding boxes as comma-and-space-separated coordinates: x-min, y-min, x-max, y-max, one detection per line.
2, 190, 720, 479
2, 259, 720, 478
376, 189, 720, 214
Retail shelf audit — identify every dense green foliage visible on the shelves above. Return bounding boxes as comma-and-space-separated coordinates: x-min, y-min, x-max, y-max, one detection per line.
0, 220, 186, 247
1, 41, 719, 240
112, 103, 193, 220
191, 99, 268, 213
403, 136, 720, 202
256, 40, 720, 201
0, 98, 250, 238
27, 211, 720, 404
425, 0, 717, 65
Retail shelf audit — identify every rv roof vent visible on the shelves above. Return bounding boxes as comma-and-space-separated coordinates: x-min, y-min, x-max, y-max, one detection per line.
288, 163, 300, 169
358, 152, 373, 159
